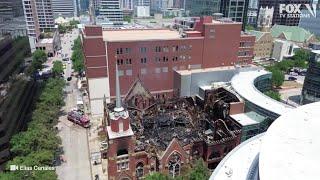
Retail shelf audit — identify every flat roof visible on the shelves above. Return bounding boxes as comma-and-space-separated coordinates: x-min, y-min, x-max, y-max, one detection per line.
38, 38, 53, 44
176, 66, 236, 76
210, 134, 264, 180
231, 70, 293, 116
230, 111, 266, 126
259, 102, 320, 180
103, 29, 181, 41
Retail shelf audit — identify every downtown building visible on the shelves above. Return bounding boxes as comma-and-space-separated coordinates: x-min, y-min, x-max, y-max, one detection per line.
22, 0, 55, 52
135, 0, 151, 17
185, 0, 221, 16
82, 16, 255, 116
0, 0, 24, 22
301, 46, 320, 104
52, 0, 78, 17
184, 0, 249, 29
99, 0, 124, 23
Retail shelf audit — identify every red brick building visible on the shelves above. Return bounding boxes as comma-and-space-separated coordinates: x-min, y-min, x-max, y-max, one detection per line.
82, 16, 255, 115
103, 69, 243, 179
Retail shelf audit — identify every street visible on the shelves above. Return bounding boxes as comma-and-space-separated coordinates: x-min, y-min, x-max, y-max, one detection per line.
55, 29, 92, 180
284, 74, 305, 85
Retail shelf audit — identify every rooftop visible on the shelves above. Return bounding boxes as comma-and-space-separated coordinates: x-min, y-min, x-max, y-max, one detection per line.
259, 102, 320, 180
230, 111, 266, 126
108, 80, 243, 157
103, 29, 182, 42
38, 38, 53, 44
247, 30, 269, 41
176, 66, 236, 76
231, 69, 293, 116
271, 24, 314, 43
211, 101, 320, 180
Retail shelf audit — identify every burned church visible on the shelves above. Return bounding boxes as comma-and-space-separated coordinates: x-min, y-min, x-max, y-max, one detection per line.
102, 66, 244, 180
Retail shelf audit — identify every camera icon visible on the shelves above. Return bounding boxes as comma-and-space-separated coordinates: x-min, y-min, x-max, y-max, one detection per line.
10, 165, 18, 171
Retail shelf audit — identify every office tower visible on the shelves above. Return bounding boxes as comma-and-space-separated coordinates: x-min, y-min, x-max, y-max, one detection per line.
185, 0, 221, 16
247, 0, 258, 25
121, 0, 134, 10
22, 0, 55, 51
99, 0, 123, 22
301, 49, 320, 104
220, 0, 249, 23
0, 0, 24, 22
79, 0, 90, 13
52, 0, 77, 17
135, 0, 150, 17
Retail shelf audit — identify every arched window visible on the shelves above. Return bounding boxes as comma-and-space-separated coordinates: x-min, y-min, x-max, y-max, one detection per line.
117, 149, 128, 156
168, 153, 181, 178
136, 162, 144, 179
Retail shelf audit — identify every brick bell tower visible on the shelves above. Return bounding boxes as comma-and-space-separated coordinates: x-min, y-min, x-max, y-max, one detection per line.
106, 65, 135, 180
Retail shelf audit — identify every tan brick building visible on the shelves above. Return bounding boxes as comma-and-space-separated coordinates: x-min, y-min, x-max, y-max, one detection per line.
248, 30, 273, 60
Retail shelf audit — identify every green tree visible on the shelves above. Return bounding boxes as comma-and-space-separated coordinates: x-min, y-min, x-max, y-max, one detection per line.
145, 173, 171, 180
271, 69, 285, 88
52, 61, 64, 77
69, 20, 80, 28
124, 16, 132, 23
4, 77, 64, 179
292, 49, 310, 69
28, 50, 47, 74
71, 37, 85, 73
245, 25, 256, 31
58, 24, 67, 34
265, 90, 281, 101
2, 152, 57, 180
10, 125, 60, 156
186, 159, 210, 180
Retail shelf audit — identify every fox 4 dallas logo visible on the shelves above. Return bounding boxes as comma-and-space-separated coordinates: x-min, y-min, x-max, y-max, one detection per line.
279, 4, 317, 18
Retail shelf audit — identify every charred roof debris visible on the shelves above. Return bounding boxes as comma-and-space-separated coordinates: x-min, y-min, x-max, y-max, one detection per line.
105, 79, 243, 158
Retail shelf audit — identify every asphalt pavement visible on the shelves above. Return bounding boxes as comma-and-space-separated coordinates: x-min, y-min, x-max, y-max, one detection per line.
55, 29, 92, 180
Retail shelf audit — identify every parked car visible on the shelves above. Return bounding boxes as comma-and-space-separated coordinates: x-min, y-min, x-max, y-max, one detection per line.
288, 76, 297, 81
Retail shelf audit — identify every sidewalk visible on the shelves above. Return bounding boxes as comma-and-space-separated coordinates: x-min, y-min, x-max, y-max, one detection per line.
84, 98, 108, 180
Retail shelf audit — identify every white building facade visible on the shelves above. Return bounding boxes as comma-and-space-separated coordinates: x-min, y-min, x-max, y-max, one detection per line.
22, 0, 55, 52
51, 0, 78, 18
272, 39, 300, 61
99, 0, 123, 23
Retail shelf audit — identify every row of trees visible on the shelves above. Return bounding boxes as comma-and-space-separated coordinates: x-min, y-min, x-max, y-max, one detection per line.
58, 20, 80, 34
265, 49, 310, 88
145, 159, 210, 180
27, 49, 48, 75
0, 78, 65, 179
263, 49, 310, 101
71, 37, 85, 73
